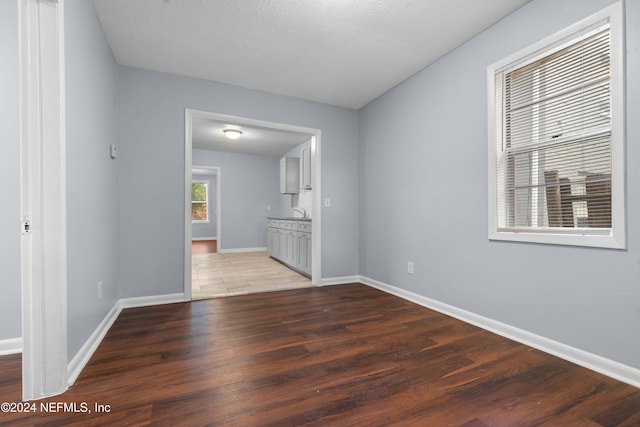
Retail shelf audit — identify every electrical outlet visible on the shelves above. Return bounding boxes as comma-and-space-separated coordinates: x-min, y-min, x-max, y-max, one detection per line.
98, 281, 103, 300
407, 262, 414, 275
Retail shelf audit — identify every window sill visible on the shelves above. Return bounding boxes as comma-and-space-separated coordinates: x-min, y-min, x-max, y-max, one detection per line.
489, 229, 626, 249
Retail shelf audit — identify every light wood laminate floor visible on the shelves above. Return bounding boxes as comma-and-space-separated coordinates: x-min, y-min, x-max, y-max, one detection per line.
192, 251, 312, 299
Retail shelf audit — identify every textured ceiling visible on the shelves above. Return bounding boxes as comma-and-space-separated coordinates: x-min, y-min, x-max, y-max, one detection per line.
93, 0, 530, 110
192, 117, 312, 157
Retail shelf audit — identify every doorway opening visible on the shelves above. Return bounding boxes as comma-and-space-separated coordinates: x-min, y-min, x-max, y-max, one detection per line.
184, 109, 322, 301
191, 166, 220, 256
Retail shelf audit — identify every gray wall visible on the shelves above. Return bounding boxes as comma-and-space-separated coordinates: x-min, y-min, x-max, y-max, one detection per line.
65, 0, 120, 358
192, 150, 279, 249
0, 0, 21, 341
118, 67, 359, 297
359, 0, 640, 369
191, 173, 218, 239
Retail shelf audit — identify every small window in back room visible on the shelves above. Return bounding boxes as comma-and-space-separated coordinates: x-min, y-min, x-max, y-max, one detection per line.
487, 2, 625, 249
192, 180, 209, 222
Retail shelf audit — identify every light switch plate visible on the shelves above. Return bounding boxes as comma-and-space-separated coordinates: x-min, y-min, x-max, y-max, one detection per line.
324, 197, 331, 208
109, 144, 118, 159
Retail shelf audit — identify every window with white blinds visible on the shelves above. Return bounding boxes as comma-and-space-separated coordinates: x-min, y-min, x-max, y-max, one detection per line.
488, 3, 625, 249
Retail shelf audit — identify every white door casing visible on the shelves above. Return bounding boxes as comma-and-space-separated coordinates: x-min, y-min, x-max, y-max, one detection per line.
183, 109, 322, 299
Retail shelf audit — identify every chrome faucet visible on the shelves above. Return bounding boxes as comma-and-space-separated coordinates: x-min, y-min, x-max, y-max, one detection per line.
293, 207, 307, 218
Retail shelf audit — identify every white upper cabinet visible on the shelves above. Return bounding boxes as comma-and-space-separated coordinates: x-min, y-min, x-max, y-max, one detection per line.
301, 146, 312, 190
280, 157, 300, 194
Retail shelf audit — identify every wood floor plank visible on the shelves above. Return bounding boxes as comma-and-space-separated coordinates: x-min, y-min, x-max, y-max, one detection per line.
0, 284, 638, 426
191, 239, 217, 254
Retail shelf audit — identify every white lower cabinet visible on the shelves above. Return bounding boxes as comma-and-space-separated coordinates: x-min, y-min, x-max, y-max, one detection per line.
267, 219, 285, 259
285, 229, 296, 266
266, 226, 273, 257
267, 219, 311, 276
278, 228, 288, 261
294, 221, 312, 274
295, 230, 312, 274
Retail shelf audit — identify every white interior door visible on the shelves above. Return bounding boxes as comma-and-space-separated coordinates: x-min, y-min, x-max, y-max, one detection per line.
19, 0, 68, 400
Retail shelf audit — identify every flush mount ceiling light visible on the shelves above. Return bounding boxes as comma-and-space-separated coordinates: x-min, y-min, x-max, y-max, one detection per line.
223, 128, 243, 140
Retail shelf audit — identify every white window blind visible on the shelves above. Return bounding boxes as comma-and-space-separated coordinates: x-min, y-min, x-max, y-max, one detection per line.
488, 3, 625, 249
495, 25, 612, 233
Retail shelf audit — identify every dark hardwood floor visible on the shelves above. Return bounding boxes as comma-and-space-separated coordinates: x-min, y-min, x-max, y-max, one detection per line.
1, 284, 638, 426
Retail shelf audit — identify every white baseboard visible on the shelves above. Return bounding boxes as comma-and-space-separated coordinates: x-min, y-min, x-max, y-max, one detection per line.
67, 302, 121, 386
67, 293, 186, 387
119, 293, 186, 309
360, 275, 640, 389
0, 337, 23, 355
191, 237, 217, 241
218, 247, 266, 254
320, 276, 361, 286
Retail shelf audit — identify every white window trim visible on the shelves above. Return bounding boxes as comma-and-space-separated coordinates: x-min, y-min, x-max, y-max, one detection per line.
487, 2, 626, 249
191, 179, 210, 224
